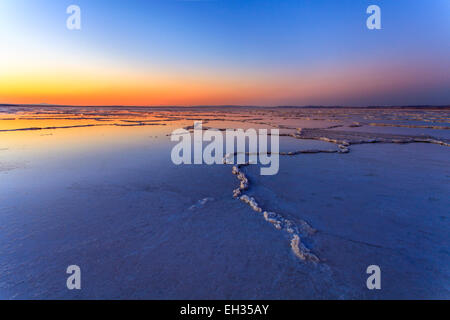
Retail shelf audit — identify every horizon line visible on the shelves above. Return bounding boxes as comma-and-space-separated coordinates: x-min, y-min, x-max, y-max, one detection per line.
1, 103, 449, 109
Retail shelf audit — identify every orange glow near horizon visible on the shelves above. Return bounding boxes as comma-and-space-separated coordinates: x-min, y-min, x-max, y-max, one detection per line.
1, 60, 444, 107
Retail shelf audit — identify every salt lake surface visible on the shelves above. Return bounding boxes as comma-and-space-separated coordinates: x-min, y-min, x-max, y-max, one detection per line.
0, 106, 449, 299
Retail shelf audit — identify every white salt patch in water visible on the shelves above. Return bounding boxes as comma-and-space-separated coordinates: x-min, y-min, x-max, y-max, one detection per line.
189, 197, 215, 210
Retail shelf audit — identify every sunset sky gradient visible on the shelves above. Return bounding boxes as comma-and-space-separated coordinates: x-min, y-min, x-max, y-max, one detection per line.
1, 0, 449, 106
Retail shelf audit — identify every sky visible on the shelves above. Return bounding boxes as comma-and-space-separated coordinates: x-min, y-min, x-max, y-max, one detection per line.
0, 0, 449, 106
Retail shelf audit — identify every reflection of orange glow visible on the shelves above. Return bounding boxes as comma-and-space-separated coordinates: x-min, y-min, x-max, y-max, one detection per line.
0, 112, 181, 162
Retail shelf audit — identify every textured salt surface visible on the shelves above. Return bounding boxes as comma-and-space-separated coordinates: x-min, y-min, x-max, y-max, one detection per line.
226, 123, 449, 264
231, 163, 319, 262
0, 106, 449, 299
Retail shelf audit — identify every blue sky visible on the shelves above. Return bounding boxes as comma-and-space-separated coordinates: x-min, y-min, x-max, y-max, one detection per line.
1, 0, 449, 106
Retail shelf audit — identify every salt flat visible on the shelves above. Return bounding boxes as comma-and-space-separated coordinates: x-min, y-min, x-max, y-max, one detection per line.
0, 106, 448, 299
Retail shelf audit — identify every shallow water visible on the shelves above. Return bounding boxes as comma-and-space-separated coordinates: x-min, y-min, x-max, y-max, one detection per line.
0, 106, 449, 299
